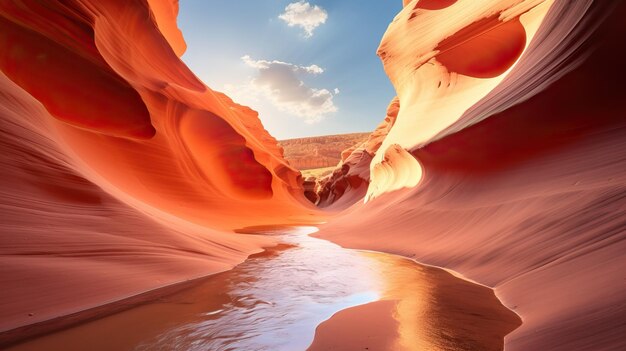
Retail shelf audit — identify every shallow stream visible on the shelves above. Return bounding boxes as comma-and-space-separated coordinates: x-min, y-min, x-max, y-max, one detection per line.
7, 227, 520, 351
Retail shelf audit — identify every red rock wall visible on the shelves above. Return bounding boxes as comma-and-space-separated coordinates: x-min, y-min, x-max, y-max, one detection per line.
0, 0, 316, 336
317, 1, 626, 350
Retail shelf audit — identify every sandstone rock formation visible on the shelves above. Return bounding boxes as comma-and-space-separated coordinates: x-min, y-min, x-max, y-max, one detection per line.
317, 1, 626, 351
0, 1, 624, 351
279, 133, 370, 170
315, 97, 399, 207
0, 0, 318, 335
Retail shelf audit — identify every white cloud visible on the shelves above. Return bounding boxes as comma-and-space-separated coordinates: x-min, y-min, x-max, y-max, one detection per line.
235, 55, 338, 123
278, 1, 328, 38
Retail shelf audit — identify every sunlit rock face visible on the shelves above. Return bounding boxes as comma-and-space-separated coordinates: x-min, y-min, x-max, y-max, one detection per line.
320, 0, 582, 203
317, 1, 626, 351
359, 0, 625, 201
316, 97, 399, 207
367, 0, 559, 200
0, 0, 318, 333
0, 0, 317, 226
0, 0, 624, 350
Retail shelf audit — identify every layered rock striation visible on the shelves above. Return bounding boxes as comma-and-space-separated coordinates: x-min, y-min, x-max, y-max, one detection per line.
0, 0, 318, 336
0, 1, 624, 350
317, 1, 626, 350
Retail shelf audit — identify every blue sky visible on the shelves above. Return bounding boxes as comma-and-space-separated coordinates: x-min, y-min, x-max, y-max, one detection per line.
177, 1, 401, 139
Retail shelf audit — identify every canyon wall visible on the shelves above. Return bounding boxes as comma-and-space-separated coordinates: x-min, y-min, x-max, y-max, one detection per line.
317, 1, 626, 350
315, 97, 399, 207
0, 0, 318, 336
0, 1, 624, 350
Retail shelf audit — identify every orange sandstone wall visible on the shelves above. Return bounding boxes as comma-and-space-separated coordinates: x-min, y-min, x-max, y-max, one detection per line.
317, 1, 626, 350
0, 0, 318, 335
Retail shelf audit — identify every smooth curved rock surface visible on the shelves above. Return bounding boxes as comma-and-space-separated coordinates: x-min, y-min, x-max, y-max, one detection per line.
0, 1, 624, 350
316, 97, 399, 207
0, 0, 318, 335
316, 1, 626, 351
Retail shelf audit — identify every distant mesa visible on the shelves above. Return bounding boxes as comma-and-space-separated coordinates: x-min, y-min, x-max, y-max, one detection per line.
279, 133, 370, 170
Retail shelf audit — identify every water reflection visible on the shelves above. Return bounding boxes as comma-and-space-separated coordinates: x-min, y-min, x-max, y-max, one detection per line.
137, 227, 383, 351
6, 227, 520, 351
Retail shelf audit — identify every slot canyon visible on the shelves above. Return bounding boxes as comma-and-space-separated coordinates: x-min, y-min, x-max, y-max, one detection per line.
0, 1, 624, 350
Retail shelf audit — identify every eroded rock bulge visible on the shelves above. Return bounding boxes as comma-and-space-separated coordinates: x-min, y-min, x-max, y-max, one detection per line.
317, 2, 626, 351
0, 0, 311, 226
0, 0, 315, 335
315, 97, 399, 207
0, 2, 154, 139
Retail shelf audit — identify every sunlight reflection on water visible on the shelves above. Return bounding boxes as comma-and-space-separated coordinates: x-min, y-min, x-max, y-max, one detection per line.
136, 227, 383, 351
6, 226, 520, 351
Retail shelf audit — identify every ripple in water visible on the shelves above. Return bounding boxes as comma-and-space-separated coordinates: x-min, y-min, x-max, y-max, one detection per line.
136, 227, 383, 351
6, 226, 521, 351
